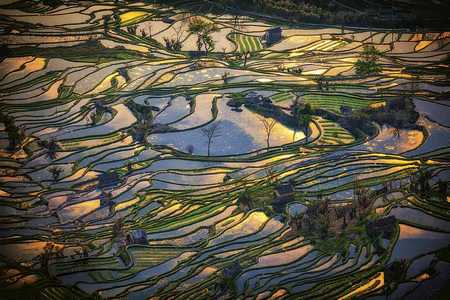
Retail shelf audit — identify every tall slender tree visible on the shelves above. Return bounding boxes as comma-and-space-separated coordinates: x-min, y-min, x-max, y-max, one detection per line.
299, 114, 312, 143
188, 18, 219, 55
201, 121, 222, 156
290, 97, 303, 142
259, 118, 278, 150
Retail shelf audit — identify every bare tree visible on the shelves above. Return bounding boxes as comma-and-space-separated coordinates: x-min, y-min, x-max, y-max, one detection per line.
222, 71, 230, 84
186, 144, 194, 154
393, 127, 401, 139
173, 22, 185, 44
259, 117, 277, 150
265, 166, 276, 185
233, 15, 240, 34
290, 97, 302, 142
201, 121, 222, 156
232, 14, 245, 33
243, 51, 250, 67
49, 167, 63, 182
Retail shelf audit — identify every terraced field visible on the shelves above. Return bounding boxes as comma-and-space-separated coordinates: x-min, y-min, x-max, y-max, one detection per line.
302, 94, 384, 115
0, 1, 449, 300
231, 33, 264, 53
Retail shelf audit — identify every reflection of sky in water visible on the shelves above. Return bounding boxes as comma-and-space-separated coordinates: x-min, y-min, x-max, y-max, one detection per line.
132, 95, 190, 124
389, 224, 450, 262
51, 104, 136, 140
173, 93, 215, 129
413, 98, 450, 127
151, 119, 258, 155
58, 199, 100, 223
350, 99, 450, 156
154, 97, 190, 124
406, 116, 450, 157
161, 68, 259, 87
354, 98, 450, 156
133, 95, 171, 107
389, 207, 450, 231
353, 125, 423, 154
0, 241, 63, 263
150, 96, 304, 155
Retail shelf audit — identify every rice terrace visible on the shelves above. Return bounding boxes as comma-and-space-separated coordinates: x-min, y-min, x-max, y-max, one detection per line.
0, 0, 450, 299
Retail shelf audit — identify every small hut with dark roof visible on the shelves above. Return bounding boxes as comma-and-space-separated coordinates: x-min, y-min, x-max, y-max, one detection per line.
366, 216, 397, 240
97, 171, 121, 189
340, 105, 353, 116
237, 191, 253, 212
263, 27, 282, 45
272, 182, 295, 213
99, 190, 114, 208
126, 229, 148, 246
222, 261, 242, 280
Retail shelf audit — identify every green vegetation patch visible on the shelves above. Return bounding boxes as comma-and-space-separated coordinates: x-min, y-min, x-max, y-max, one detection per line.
231, 33, 263, 53
436, 245, 450, 262
271, 92, 294, 103
303, 93, 383, 115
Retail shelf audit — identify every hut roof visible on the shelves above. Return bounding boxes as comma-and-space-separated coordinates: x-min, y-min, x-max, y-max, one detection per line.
275, 183, 294, 195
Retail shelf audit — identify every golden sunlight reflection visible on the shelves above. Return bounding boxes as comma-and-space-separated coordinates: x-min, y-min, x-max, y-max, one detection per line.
338, 272, 384, 300
58, 199, 100, 223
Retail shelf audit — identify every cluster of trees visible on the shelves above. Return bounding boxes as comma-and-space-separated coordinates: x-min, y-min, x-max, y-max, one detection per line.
49, 166, 63, 182
89, 101, 113, 126
384, 259, 409, 294
37, 242, 61, 277
215, 260, 241, 297
163, 20, 187, 51
0, 113, 25, 151
317, 76, 334, 91
237, 189, 252, 210
278, 65, 303, 75
354, 45, 383, 76
41, 0, 62, 6
359, 97, 419, 130
287, 168, 447, 252
297, 199, 332, 239
410, 168, 448, 202
290, 98, 313, 142
352, 179, 372, 217
328, 96, 418, 140
285, 94, 418, 143
277, 61, 305, 75
164, 37, 182, 51
38, 139, 60, 160
411, 168, 432, 197
129, 103, 156, 145
188, 17, 219, 55
103, 13, 154, 42
289, 177, 378, 241
126, 25, 138, 35
143, 14, 221, 55
111, 11, 121, 32
197, 0, 449, 28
